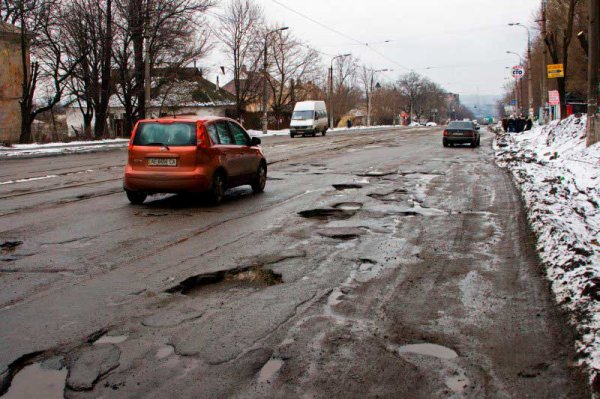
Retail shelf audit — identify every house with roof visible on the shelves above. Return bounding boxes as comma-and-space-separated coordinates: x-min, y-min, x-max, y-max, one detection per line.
0, 22, 28, 144
66, 67, 236, 137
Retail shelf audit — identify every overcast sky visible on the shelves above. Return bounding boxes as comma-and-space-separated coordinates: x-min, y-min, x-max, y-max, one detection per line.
205, 0, 541, 97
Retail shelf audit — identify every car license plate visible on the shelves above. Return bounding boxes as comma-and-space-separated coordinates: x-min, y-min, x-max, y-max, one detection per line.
148, 158, 177, 167
453, 132, 463, 136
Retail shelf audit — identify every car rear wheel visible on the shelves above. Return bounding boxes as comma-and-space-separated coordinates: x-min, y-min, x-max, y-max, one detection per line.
290, 133, 295, 138
251, 163, 267, 193
471, 140, 477, 148
126, 190, 147, 205
209, 172, 226, 205
321, 129, 326, 136
443, 140, 448, 147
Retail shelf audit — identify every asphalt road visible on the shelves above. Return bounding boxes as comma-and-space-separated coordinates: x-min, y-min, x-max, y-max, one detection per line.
0, 127, 590, 398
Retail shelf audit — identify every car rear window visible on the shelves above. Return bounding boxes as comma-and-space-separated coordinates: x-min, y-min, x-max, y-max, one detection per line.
134, 122, 197, 146
448, 121, 473, 129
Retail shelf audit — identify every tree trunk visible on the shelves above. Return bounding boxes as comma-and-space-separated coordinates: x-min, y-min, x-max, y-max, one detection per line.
95, 0, 113, 139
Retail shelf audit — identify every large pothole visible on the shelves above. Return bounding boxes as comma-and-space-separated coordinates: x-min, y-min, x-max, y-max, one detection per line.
165, 265, 283, 295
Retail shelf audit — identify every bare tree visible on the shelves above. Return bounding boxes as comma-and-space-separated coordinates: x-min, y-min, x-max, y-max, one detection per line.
330, 54, 359, 126
112, 0, 213, 134
267, 30, 321, 128
216, 0, 264, 121
2, 0, 87, 143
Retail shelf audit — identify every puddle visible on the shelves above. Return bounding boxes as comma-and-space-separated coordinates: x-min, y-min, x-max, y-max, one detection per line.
297, 208, 356, 220
94, 334, 128, 345
446, 373, 470, 393
2, 362, 67, 399
0, 241, 23, 253
165, 265, 282, 295
258, 358, 284, 384
332, 184, 363, 191
156, 345, 175, 359
396, 343, 458, 359
332, 202, 363, 211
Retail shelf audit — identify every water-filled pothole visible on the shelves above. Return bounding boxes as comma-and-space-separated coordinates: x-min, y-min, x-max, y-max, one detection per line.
165, 265, 283, 295
297, 208, 356, 220
332, 184, 363, 191
1, 360, 67, 399
396, 343, 458, 359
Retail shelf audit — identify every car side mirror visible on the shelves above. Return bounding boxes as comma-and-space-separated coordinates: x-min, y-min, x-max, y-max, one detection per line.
251, 137, 261, 146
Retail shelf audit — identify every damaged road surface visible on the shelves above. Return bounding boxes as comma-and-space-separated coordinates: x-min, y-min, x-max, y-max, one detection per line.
0, 128, 590, 398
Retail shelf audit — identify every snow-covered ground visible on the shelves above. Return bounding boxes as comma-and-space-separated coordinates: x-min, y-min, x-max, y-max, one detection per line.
0, 139, 129, 158
494, 116, 600, 387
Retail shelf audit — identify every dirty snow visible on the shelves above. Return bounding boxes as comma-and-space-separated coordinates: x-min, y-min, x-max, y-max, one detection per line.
0, 139, 129, 158
494, 115, 600, 387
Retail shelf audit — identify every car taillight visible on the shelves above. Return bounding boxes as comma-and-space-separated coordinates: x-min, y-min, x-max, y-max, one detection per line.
443, 130, 448, 137
128, 123, 139, 150
197, 125, 210, 148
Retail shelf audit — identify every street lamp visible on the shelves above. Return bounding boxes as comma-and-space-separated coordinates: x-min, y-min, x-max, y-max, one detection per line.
367, 68, 390, 126
329, 53, 351, 129
507, 51, 525, 115
509, 23, 533, 116
262, 26, 289, 134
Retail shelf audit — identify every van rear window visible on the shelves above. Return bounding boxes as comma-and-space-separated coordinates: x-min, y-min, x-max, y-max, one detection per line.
134, 122, 197, 146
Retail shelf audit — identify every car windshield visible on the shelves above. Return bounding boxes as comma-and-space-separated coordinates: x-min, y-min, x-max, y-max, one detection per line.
133, 122, 197, 146
447, 121, 473, 129
292, 110, 315, 120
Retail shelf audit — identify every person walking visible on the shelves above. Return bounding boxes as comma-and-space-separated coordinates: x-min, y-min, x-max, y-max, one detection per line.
508, 115, 516, 132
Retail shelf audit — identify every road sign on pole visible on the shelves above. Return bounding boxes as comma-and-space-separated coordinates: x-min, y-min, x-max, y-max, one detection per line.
512, 65, 525, 80
547, 64, 564, 78
548, 90, 560, 105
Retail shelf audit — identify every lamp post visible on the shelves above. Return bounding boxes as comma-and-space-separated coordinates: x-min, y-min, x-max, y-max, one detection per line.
507, 51, 524, 115
262, 27, 289, 134
367, 68, 390, 126
509, 23, 533, 117
329, 53, 351, 129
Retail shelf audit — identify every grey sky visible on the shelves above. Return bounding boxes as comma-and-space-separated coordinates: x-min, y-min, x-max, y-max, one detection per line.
206, 0, 541, 97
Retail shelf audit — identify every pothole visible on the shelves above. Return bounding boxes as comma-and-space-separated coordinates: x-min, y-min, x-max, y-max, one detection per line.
1, 360, 67, 399
0, 241, 23, 253
332, 184, 363, 191
257, 358, 284, 384
297, 208, 356, 220
395, 343, 458, 359
356, 170, 395, 177
165, 265, 283, 295
332, 202, 363, 211
316, 227, 366, 240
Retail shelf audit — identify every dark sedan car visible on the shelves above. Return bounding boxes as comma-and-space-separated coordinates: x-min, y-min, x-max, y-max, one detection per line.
443, 121, 480, 148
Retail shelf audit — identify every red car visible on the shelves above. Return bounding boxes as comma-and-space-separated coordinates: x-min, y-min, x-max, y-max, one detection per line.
123, 116, 267, 205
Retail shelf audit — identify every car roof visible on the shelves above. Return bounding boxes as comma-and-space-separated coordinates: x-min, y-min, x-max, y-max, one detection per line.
137, 115, 232, 124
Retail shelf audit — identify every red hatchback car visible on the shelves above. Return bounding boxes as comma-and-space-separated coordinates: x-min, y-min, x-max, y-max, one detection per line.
123, 116, 267, 205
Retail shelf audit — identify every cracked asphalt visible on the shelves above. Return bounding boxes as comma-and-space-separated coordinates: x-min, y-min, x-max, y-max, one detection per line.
0, 127, 590, 398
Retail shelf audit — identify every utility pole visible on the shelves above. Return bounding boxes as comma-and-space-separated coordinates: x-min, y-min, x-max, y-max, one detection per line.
541, 0, 548, 123
367, 68, 389, 127
587, 0, 600, 146
509, 23, 533, 117
262, 27, 288, 134
329, 53, 351, 129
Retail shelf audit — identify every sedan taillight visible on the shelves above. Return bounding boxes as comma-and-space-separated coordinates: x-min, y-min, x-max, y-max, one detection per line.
443, 130, 448, 137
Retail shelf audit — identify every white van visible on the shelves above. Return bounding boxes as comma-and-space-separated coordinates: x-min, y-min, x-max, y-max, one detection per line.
290, 101, 328, 138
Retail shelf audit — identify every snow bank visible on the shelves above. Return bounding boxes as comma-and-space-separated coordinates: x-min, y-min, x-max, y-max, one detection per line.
494, 116, 600, 388
0, 139, 129, 158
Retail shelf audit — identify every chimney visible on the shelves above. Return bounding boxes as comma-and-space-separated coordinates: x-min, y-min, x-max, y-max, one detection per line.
216, 76, 220, 90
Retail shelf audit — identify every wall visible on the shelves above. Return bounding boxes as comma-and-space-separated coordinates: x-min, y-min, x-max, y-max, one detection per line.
0, 31, 25, 144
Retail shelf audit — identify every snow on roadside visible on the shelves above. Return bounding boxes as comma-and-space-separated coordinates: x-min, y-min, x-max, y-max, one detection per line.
494, 115, 600, 388
0, 139, 129, 158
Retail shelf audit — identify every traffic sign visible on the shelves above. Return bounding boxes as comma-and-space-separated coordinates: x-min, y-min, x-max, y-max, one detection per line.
510, 99, 516, 105
512, 65, 525, 80
549, 90, 560, 105
547, 64, 564, 78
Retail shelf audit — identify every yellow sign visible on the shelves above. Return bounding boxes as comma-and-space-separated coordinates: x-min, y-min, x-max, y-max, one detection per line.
547, 64, 564, 78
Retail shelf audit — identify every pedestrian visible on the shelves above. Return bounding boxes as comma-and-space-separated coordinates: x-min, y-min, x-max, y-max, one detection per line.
502, 117, 508, 132
507, 115, 516, 133
346, 119, 352, 129
525, 117, 533, 131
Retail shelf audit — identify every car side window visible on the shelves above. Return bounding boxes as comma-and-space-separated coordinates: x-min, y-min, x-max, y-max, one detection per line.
216, 121, 233, 145
228, 121, 250, 146
206, 124, 219, 145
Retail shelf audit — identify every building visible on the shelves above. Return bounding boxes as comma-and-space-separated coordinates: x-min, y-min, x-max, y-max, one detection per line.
66, 67, 236, 137
0, 22, 27, 144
